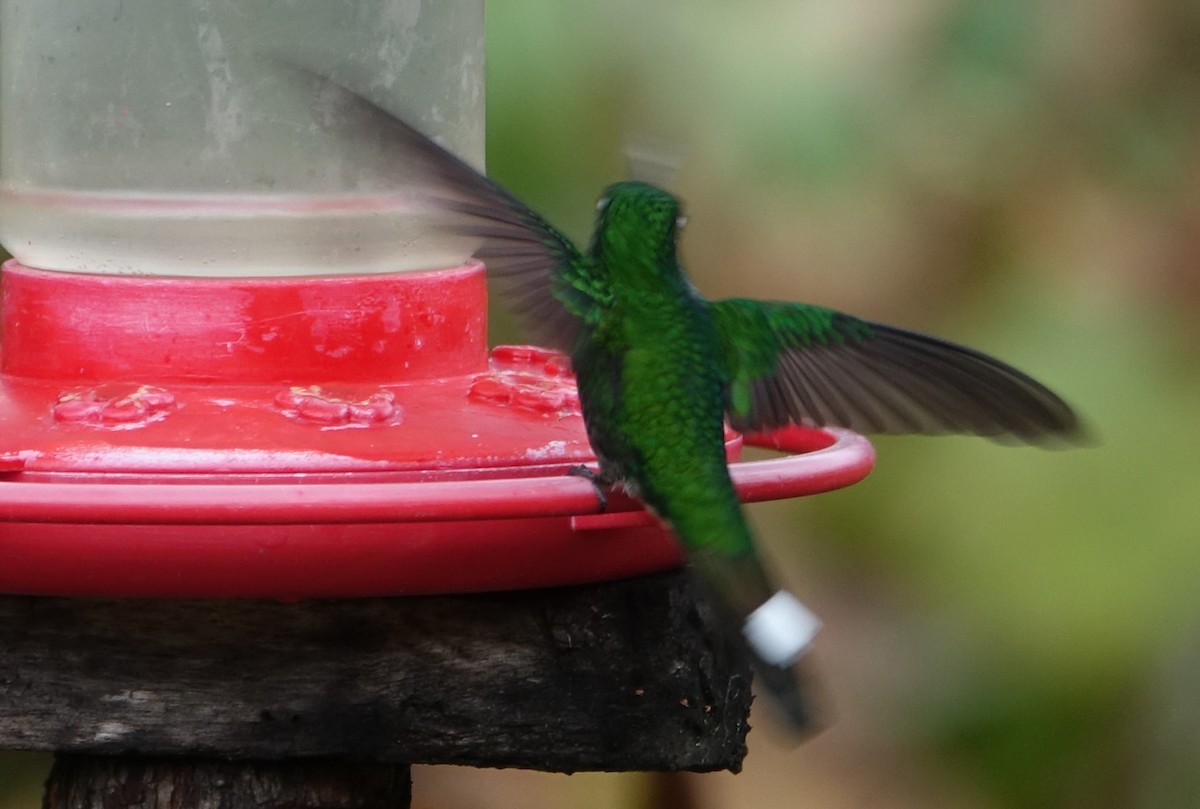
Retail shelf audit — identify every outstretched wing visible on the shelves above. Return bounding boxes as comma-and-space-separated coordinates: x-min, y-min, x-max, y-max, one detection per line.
291, 66, 601, 350
709, 298, 1083, 443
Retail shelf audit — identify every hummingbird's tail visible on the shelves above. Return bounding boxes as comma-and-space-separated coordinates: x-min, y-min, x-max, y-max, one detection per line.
687, 549, 822, 733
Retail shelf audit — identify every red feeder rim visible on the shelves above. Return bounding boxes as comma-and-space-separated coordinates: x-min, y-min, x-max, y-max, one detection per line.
0, 260, 875, 599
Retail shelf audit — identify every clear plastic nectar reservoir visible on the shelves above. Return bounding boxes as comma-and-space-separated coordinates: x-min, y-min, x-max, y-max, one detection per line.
0, 0, 484, 276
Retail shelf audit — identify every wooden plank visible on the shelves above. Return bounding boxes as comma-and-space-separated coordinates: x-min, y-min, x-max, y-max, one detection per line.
0, 571, 751, 772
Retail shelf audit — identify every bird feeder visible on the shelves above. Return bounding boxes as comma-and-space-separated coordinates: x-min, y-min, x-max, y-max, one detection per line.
0, 2, 874, 806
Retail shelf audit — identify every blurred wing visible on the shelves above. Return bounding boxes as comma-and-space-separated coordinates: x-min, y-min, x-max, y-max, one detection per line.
710, 298, 1083, 443
291, 66, 599, 350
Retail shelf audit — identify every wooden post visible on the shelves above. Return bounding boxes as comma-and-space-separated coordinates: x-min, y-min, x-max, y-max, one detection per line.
43, 756, 410, 809
0, 571, 753, 807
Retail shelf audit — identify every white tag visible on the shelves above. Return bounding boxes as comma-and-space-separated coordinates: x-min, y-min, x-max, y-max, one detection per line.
742, 590, 822, 667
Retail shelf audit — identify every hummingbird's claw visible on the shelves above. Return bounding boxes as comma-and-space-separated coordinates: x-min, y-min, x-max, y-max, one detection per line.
568, 464, 610, 512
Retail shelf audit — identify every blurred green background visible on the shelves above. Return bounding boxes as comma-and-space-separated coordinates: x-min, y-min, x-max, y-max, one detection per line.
4, 0, 1199, 807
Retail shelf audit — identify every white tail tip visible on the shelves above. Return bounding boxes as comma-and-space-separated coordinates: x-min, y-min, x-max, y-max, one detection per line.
742, 590, 822, 667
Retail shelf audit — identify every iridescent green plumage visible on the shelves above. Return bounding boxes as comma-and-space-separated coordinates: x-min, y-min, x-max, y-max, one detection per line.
301, 72, 1084, 730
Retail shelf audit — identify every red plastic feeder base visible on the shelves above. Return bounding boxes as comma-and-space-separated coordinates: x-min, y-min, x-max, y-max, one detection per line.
0, 260, 874, 598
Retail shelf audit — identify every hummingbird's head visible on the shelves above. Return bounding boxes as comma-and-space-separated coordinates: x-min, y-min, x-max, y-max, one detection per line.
591, 181, 686, 274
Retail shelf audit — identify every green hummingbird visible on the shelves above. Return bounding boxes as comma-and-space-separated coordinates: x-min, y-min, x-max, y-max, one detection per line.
304, 72, 1084, 730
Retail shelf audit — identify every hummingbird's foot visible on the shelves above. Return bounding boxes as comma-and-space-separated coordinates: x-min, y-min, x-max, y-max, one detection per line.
568, 464, 611, 512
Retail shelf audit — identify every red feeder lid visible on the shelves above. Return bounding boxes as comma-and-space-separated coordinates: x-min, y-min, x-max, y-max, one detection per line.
0, 260, 874, 599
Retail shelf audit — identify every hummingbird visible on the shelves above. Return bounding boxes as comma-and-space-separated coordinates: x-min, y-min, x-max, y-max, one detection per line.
302, 71, 1084, 730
